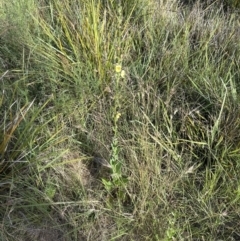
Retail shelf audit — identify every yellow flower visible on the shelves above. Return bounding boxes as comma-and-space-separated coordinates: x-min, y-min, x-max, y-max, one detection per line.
120, 70, 125, 78
115, 112, 121, 122
115, 64, 122, 73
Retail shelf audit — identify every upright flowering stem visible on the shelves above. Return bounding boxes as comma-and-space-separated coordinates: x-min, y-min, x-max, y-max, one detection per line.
112, 0, 123, 137
109, 0, 125, 187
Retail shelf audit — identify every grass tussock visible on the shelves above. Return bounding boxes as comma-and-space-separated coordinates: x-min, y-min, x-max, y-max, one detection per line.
1, 0, 240, 240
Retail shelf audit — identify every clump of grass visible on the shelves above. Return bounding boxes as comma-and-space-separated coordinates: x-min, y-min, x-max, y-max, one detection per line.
223, 0, 240, 10
1, 0, 240, 240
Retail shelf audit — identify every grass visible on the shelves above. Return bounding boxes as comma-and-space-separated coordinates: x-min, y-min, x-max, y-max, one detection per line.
1, 0, 240, 240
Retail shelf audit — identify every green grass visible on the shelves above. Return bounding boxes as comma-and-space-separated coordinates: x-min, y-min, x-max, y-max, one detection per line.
1, 0, 240, 240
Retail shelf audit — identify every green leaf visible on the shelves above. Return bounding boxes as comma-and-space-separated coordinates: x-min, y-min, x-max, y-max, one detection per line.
102, 178, 112, 192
